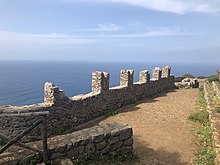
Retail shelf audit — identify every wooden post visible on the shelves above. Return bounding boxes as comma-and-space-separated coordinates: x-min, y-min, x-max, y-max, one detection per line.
41, 116, 48, 162
0, 119, 42, 154
0, 134, 43, 154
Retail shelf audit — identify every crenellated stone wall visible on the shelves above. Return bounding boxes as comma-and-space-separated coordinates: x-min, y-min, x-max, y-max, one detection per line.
0, 66, 175, 141
152, 67, 162, 80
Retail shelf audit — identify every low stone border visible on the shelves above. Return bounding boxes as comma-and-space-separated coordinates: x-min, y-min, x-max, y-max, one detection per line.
203, 82, 220, 164
30, 122, 133, 161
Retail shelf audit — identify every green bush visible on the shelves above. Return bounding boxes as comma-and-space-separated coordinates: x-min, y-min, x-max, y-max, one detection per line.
182, 74, 195, 78
198, 76, 206, 79
208, 75, 219, 83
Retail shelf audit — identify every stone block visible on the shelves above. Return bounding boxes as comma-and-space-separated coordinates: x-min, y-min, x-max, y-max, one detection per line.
139, 70, 150, 83
152, 67, 162, 80
108, 136, 120, 144
92, 71, 109, 93
85, 142, 96, 154
119, 127, 132, 140
120, 69, 134, 87
96, 141, 107, 150
123, 138, 133, 146
162, 66, 171, 78
110, 141, 123, 151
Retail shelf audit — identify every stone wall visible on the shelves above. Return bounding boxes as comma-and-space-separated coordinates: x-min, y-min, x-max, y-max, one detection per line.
31, 122, 133, 160
217, 70, 220, 81
0, 66, 175, 141
212, 81, 220, 99
204, 82, 220, 164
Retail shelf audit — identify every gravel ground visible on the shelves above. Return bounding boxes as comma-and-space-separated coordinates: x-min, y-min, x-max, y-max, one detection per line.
98, 89, 199, 165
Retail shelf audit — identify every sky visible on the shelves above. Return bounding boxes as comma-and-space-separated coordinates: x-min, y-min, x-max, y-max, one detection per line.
0, 0, 220, 63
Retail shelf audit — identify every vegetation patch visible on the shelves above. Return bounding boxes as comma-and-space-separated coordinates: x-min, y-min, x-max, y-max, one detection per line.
19, 155, 41, 165
71, 153, 139, 165
216, 106, 220, 113
189, 89, 215, 165
105, 111, 118, 117
208, 75, 219, 83
182, 74, 195, 78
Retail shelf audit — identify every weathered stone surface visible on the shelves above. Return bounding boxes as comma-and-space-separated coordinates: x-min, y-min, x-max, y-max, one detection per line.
90, 132, 104, 143
162, 66, 171, 78
119, 127, 132, 140
152, 67, 162, 80
139, 70, 150, 83
37, 163, 46, 165
96, 141, 107, 150
110, 141, 123, 151
26, 122, 133, 163
92, 71, 109, 93
175, 78, 200, 89
123, 137, 133, 146
111, 128, 120, 136
109, 136, 120, 144
58, 158, 74, 165
120, 69, 134, 87
85, 142, 96, 154
116, 146, 133, 155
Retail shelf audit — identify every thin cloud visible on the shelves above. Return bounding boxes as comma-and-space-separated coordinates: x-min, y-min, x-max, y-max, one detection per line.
0, 31, 96, 45
75, 0, 220, 15
89, 27, 198, 38
72, 23, 123, 32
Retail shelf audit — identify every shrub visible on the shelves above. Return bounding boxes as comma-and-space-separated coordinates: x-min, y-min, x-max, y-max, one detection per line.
198, 76, 206, 79
182, 74, 195, 78
208, 75, 219, 83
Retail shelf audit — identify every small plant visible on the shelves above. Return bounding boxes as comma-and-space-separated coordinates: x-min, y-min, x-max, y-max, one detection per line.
182, 74, 195, 78
78, 153, 138, 165
19, 155, 41, 165
188, 110, 209, 124
105, 110, 118, 117
215, 104, 220, 113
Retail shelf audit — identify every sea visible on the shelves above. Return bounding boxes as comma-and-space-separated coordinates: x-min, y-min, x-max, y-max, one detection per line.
0, 61, 219, 106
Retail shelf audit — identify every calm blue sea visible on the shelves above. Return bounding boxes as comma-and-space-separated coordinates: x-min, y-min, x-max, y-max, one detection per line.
0, 61, 219, 106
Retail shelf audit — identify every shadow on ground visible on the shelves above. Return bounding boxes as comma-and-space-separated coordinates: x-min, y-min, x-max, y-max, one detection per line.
133, 135, 188, 165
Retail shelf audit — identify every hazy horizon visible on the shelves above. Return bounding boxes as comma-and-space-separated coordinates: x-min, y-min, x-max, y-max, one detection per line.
0, 0, 220, 63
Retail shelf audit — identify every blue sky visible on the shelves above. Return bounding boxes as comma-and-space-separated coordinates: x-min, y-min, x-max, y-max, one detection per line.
0, 0, 220, 63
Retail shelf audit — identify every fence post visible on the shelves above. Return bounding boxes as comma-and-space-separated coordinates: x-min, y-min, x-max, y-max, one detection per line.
41, 116, 49, 162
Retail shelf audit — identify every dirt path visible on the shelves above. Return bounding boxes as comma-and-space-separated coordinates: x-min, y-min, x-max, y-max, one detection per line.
97, 89, 199, 165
